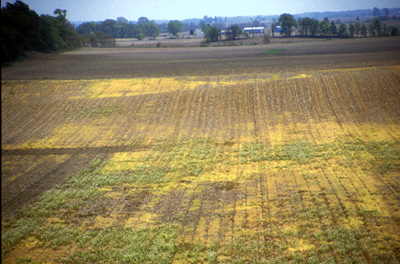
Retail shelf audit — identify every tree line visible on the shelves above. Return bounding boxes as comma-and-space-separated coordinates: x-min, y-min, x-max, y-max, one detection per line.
278, 14, 399, 38
77, 17, 159, 45
201, 14, 399, 43
1, 0, 81, 65
76, 18, 190, 46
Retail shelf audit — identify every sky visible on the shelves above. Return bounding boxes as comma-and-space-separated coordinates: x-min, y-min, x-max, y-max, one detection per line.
1, 0, 399, 22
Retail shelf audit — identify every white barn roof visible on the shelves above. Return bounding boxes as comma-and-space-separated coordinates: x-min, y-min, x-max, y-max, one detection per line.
243, 27, 264, 31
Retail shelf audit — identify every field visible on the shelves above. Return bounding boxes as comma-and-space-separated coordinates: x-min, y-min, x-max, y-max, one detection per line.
1, 37, 400, 263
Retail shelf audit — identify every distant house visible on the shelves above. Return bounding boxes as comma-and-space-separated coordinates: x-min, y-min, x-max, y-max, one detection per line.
195, 29, 204, 37
274, 26, 281, 33
243, 27, 265, 34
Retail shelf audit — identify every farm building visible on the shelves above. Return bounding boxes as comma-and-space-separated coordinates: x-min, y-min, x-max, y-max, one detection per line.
243, 27, 265, 34
194, 29, 204, 36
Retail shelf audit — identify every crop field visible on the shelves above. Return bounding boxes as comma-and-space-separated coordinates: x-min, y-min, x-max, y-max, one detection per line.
1, 37, 400, 263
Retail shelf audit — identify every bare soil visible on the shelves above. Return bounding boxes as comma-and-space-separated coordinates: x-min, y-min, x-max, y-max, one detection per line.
2, 37, 400, 80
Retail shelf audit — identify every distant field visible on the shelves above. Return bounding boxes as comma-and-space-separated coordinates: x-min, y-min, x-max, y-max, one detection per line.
2, 37, 400, 263
2, 37, 400, 80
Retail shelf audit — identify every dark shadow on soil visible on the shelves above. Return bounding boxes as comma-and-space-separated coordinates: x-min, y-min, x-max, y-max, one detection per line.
1, 144, 153, 156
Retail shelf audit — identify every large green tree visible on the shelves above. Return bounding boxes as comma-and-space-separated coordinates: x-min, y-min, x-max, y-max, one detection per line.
167, 20, 183, 37
330, 21, 337, 36
337, 23, 348, 37
354, 22, 361, 37
298, 17, 319, 36
373, 18, 381, 37
204, 25, 220, 42
139, 21, 160, 38
227, 25, 243, 40
100, 19, 118, 37
361, 24, 367, 37
1, 0, 41, 63
1, 0, 81, 65
319, 18, 330, 36
76, 22, 98, 36
88, 31, 98, 47
278, 13, 297, 36
349, 23, 355, 37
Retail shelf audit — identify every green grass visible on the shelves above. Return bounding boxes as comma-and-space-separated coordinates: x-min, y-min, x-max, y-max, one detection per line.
261, 48, 286, 55
62, 225, 178, 264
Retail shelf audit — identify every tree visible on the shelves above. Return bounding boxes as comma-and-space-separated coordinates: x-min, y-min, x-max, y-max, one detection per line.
263, 34, 271, 44
390, 26, 399, 36
309, 18, 319, 36
271, 18, 277, 37
1, 0, 41, 63
227, 25, 243, 40
319, 18, 330, 36
100, 19, 118, 37
138, 17, 149, 24
88, 31, 98, 47
54, 8, 67, 22
40, 15, 64, 51
126, 24, 140, 38
369, 24, 375, 37
298, 17, 319, 36
330, 21, 337, 36
361, 24, 367, 37
142, 21, 160, 38
372, 7, 381, 17
383, 8, 390, 16
278, 13, 296, 36
96, 31, 116, 47
338, 23, 348, 37
136, 33, 145, 40
373, 18, 381, 37
204, 25, 220, 42
349, 23, 355, 37
167, 20, 183, 37
117, 17, 129, 38
78, 34, 89, 47
1, 1, 81, 65
382, 24, 389, 36
117, 17, 128, 25
355, 22, 361, 37
76, 22, 98, 35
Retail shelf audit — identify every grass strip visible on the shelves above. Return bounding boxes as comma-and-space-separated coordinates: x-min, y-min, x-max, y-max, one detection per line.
261, 48, 286, 55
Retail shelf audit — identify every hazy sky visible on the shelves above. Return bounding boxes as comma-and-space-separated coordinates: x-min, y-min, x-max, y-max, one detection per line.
1, 0, 399, 21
